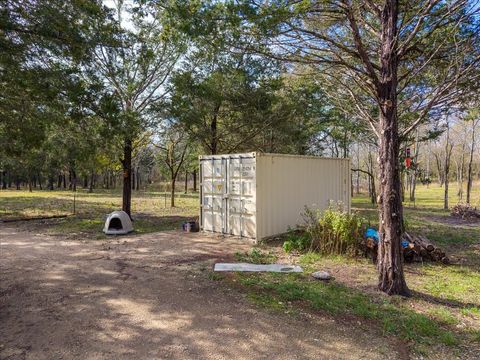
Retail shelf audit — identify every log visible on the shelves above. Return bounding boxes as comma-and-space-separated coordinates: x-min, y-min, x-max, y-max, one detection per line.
432, 248, 445, 260
417, 235, 435, 252
402, 232, 449, 264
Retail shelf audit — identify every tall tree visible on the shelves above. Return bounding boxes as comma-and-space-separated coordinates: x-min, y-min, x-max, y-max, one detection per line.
89, 1, 185, 216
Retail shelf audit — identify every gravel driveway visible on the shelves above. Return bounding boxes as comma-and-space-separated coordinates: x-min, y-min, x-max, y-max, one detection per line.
0, 225, 402, 359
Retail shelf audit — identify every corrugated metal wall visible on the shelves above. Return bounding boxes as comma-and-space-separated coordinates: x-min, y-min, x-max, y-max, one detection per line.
200, 154, 257, 238
200, 153, 351, 241
255, 154, 350, 240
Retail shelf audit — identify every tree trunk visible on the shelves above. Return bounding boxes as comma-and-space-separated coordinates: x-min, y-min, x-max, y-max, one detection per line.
466, 120, 477, 204
170, 178, 176, 207
377, 0, 410, 296
122, 138, 132, 217
193, 169, 197, 192
444, 122, 453, 210
72, 169, 77, 192
132, 169, 136, 192
57, 174, 62, 189
136, 167, 140, 191
409, 131, 419, 202
457, 152, 465, 201
184, 170, 188, 194
210, 104, 220, 155
89, 172, 94, 193
434, 153, 444, 186
367, 150, 377, 204
48, 176, 54, 190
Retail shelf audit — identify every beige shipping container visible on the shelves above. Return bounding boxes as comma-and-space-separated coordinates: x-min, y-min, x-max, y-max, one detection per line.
199, 152, 351, 242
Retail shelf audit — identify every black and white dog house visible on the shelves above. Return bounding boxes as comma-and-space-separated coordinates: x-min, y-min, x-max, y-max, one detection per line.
103, 211, 133, 235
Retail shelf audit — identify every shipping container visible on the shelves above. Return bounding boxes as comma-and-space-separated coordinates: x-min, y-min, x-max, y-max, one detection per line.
199, 152, 351, 242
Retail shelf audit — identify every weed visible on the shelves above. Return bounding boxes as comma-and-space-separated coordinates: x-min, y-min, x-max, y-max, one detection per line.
283, 205, 365, 256
234, 248, 277, 264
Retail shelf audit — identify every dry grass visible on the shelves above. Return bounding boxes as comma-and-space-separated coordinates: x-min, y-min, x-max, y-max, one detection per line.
0, 188, 199, 239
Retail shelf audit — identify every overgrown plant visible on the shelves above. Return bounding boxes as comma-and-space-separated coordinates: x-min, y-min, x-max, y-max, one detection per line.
284, 205, 364, 256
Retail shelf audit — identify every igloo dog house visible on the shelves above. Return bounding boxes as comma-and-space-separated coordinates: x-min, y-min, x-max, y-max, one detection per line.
103, 211, 134, 235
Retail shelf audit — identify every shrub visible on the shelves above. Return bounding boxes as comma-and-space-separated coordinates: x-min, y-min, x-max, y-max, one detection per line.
282, 229, 311, 253
283, 204, 364, 256
235, 248, 277, 264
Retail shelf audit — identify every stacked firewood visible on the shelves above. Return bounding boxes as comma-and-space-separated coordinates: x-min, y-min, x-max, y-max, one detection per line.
402, 232, 450, 264
363, 231, 450, 264
451, 204, 480, 219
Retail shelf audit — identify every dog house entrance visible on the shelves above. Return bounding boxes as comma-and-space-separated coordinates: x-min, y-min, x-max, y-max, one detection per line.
108, 217, 123, 230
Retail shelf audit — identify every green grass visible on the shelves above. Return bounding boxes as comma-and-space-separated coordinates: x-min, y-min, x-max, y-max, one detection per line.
234, 248, 278, 264
0, 188, 199, 238
233, 272, 459, 346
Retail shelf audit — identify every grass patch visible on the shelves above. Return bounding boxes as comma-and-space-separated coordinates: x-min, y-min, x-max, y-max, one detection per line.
0, 189, 199, 238
235, 272, 459, 347
234, 248, 277, 264
471, 330, 480, 343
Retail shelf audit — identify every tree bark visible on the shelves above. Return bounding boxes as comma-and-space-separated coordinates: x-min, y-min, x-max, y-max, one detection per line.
377, 0, 410, 297
193, 169, 197, 192
170, 178, 176, 207
122, 138, 133, 217
367, 150, 377, 204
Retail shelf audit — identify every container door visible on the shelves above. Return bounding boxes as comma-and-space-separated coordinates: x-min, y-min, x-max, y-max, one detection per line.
227, 157, 256, 238
200, 158, 228, 234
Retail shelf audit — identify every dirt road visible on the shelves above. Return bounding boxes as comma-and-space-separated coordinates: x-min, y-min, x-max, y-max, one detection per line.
0, 225, 402, 359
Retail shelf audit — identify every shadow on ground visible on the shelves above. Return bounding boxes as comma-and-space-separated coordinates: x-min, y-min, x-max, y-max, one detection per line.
0, 227, 402, 360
